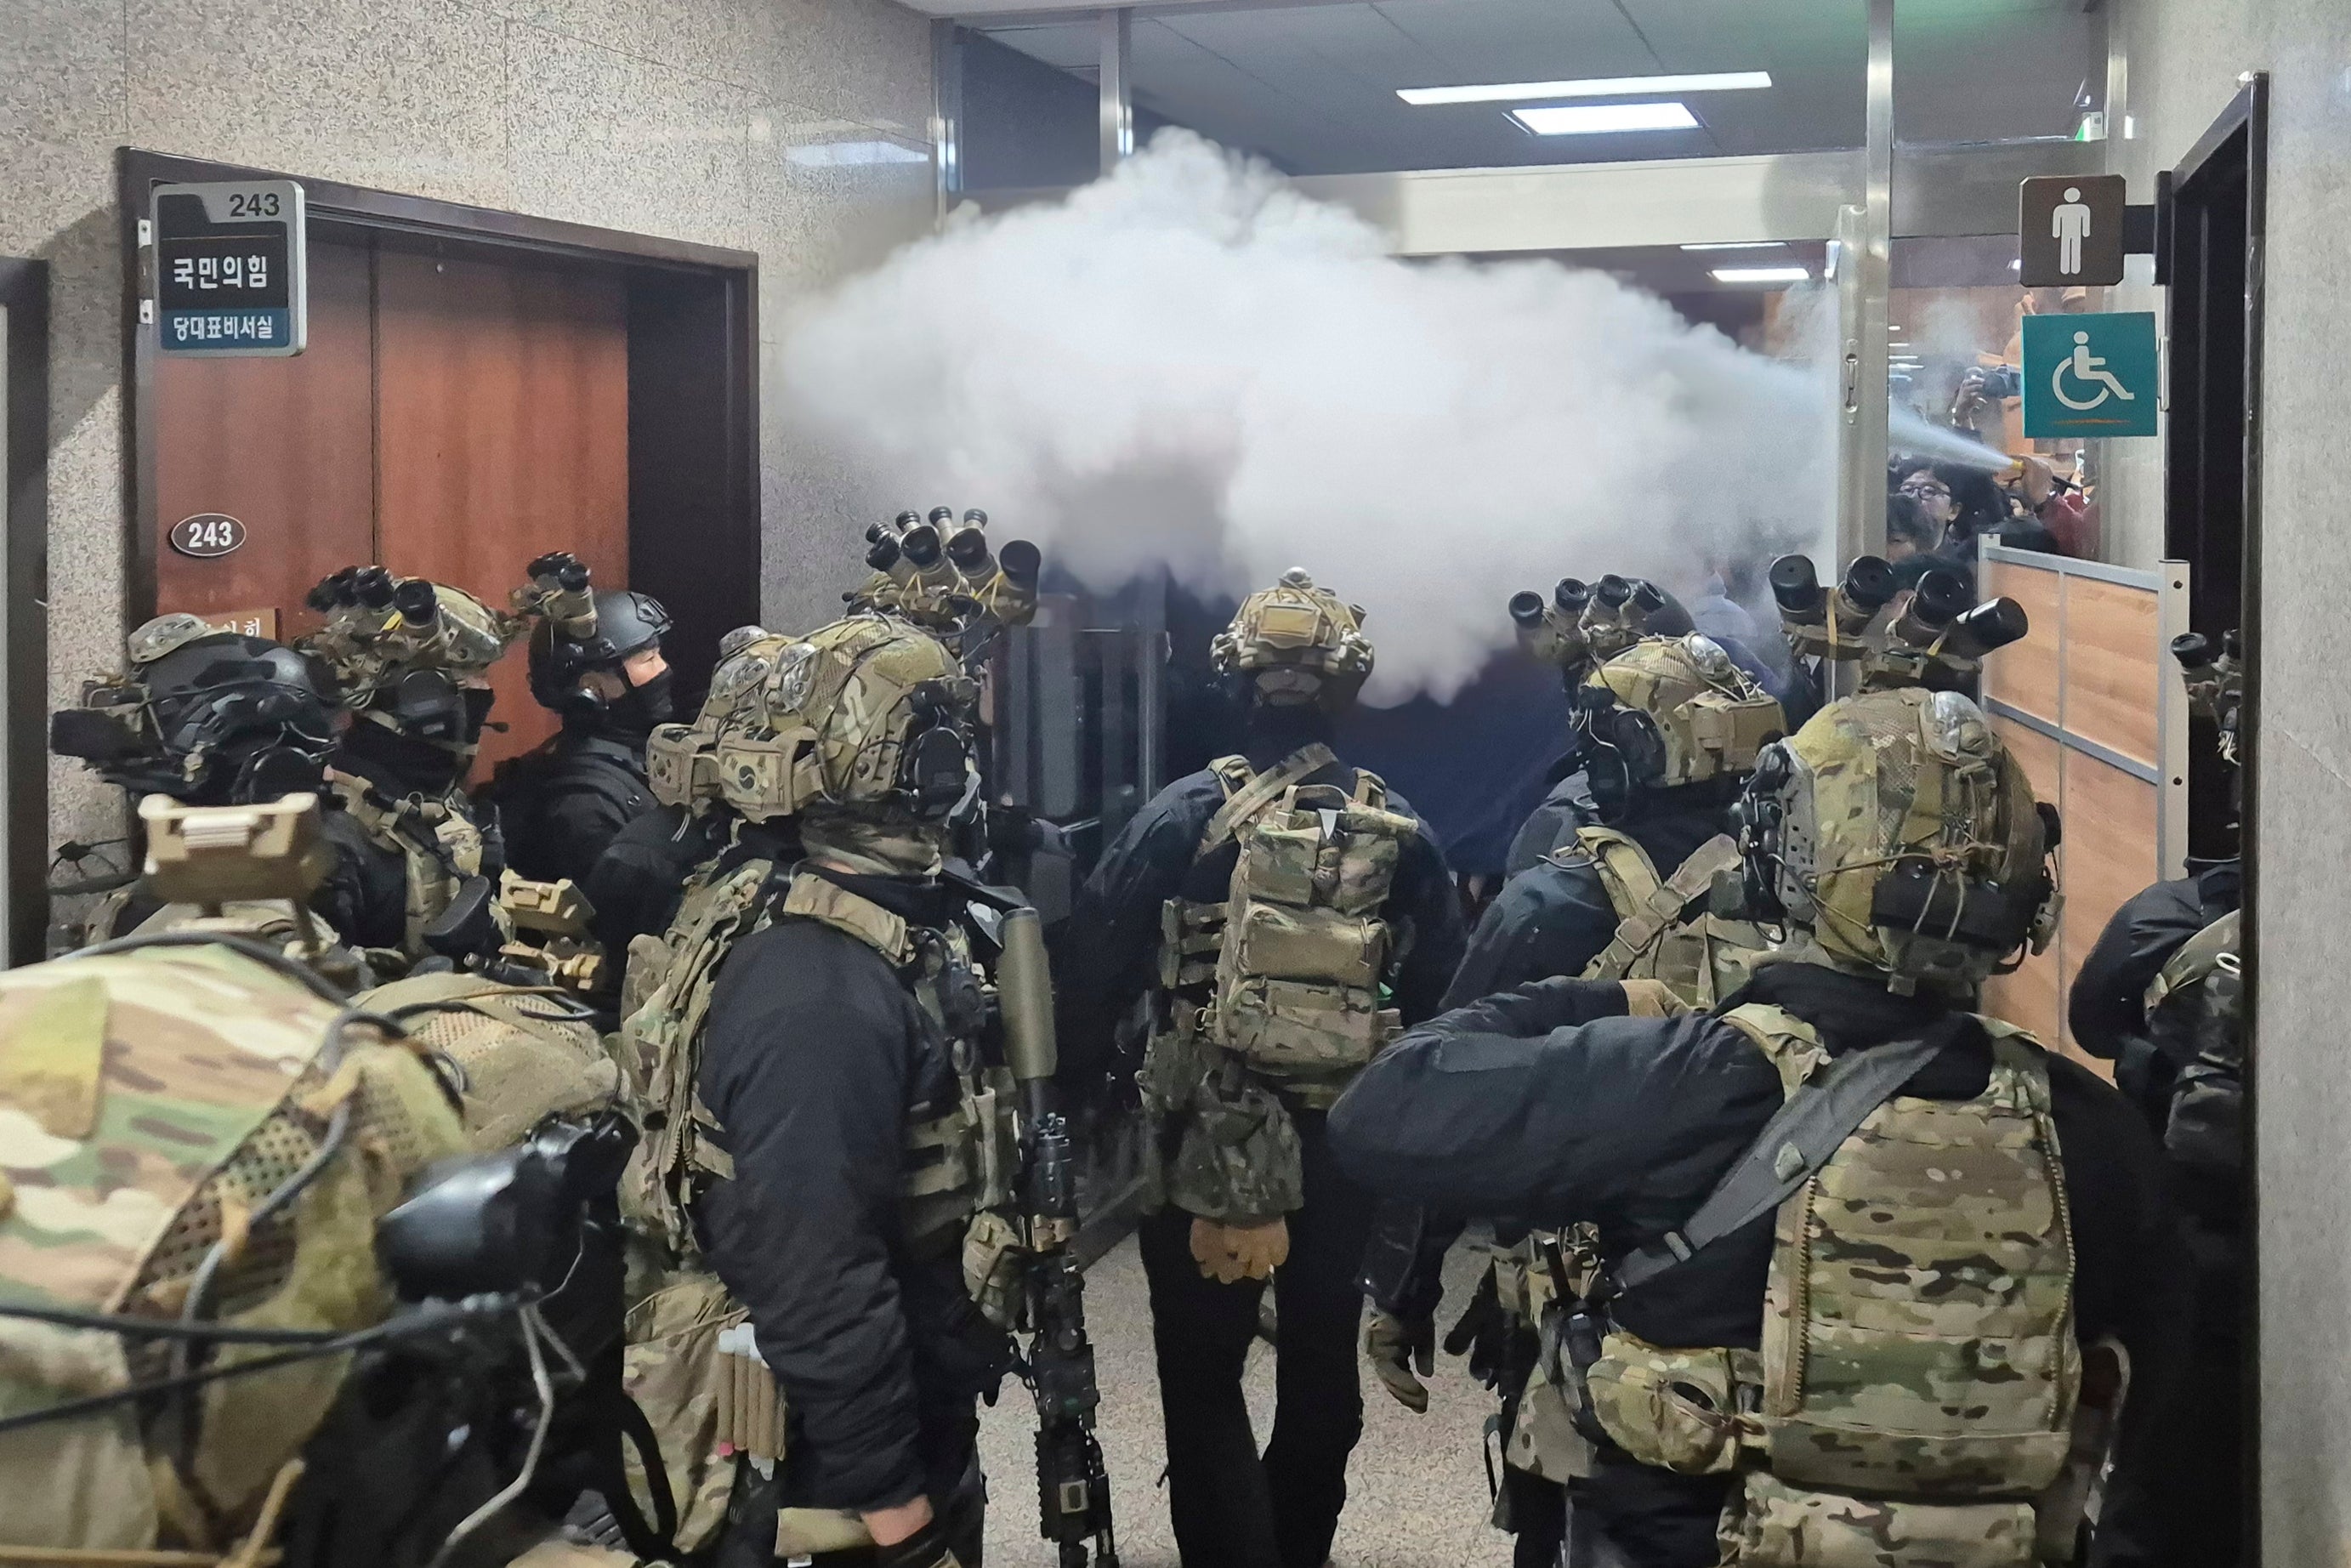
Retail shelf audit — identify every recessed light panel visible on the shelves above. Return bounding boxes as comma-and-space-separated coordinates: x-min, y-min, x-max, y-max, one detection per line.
1400, 71, 1771, 107
1513, 102, 1700, 136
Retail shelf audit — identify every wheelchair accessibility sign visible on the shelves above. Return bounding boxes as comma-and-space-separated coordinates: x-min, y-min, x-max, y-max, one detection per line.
2022, 311, 2158, 438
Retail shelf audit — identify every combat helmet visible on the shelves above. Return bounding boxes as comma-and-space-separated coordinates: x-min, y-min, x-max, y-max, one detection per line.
1211, 568, 1375, 707
1736, 685, 2059, 994
1571, 632, 1786, 817
710, 613, 977, 826
52, 613, 340, 804
851, 506, 1043, 648
298, 567, 525, 787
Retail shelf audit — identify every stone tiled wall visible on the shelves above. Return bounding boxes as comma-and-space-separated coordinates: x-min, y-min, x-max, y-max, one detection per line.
3, 0, 936, 847
2106, 1, 2351, 1558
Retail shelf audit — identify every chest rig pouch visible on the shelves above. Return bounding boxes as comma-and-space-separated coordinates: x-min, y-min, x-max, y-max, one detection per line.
2144, 908, 2243, 1190
615, 864, 1018, 1553
1577, 1004, 2081, 1568
328, 772, 486, 960
1569, 828, 1771, 1009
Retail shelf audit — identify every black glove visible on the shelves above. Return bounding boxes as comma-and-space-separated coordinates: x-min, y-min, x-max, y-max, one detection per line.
1444, 1264, 1508, 1389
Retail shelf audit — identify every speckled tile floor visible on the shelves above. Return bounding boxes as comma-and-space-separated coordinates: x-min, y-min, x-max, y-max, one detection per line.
980, 1236, 1514, 1568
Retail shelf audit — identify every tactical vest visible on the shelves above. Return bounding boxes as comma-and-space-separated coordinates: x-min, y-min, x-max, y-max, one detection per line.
0, 944, 466, 1557
615, 862, 1017, 1554
2144, 908, 2243, 1191
327, 770, 486, 958
1567, 827, 1771, 1009
1581, 1004, 2081, 1568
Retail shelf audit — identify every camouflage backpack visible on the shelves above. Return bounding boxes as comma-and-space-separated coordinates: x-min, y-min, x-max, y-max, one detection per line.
2144, 908, 2243, 1187
1568, 827, 1774, 1009
0, 944, 466, 1557
1579, 1003, 2081, 1568
1143, 746, 1417, 1223
612, 861, 1016, 1553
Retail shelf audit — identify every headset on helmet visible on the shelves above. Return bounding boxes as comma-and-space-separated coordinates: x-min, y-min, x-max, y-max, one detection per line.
53, 616, 341, 805
1732, 686, 2060, 994
702, 614, 978, 826
1568, 633, 1786, 819
1211, 568, 1376, 708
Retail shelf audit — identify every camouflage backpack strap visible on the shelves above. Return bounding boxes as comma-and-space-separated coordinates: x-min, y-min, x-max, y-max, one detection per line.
1556, 827, 1661, 926
1196, 744, 1337, 860
1578, 833, 1741, 986
1349, 765, 1390, 811
777, 869, 913, 966
2145, 907, 2241, 1014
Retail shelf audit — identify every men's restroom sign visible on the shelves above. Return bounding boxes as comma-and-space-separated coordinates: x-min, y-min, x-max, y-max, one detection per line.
2022, 312, 2158, 438
2019, 174, 2125, 287
150, 180, 308, 356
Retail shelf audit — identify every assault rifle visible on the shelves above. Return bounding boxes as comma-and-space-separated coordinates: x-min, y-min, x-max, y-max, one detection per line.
998, 906, 1122, 1568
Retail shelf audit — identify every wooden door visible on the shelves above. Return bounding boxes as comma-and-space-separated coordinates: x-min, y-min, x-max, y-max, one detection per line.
150, 239, 631, 776
375, 248, 630, 768
154, 239, 377, 642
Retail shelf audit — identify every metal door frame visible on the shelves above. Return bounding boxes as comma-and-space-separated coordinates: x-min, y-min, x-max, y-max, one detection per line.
0, 258, 49, 967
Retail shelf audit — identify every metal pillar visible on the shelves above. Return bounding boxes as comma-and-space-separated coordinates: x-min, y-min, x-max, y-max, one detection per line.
2104, 0, 2131, 150
930, 19, 963, 222
1099, 8, 1133, 174
1836, 0, 1894, 569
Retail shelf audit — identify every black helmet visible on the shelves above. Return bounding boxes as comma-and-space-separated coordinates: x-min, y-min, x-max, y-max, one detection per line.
527, 589, 673, 713
53, 616, 340, 805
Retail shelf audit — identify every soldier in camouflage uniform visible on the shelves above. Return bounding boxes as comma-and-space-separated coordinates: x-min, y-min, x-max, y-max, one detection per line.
1054, 571, 1464, 1568
1362, 629, 1789, 1568
298, 566, 526, 967
1329, 684, 2189, 1568
615, 611, 1020, 1568
2066, 631, 2245, 1568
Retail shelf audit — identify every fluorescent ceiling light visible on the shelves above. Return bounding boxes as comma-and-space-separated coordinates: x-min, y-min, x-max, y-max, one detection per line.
1514, 102, 1698, 136
787, 139, 928, 168
1401, 71, 1770, 107
1711, 265, 1811, 284
1679, 241, 1784, 252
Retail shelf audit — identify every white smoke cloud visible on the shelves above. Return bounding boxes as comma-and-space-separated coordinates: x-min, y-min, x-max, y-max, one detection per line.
781, 130, 1841, 703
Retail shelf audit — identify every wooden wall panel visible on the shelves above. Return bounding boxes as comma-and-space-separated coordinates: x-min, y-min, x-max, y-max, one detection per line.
1982, 557, 2062, 724
374, 248, 630, 771
2062, 576, 2163, 767
2060, 753, 2158, 1008
153, 240, 376, 638
1993, 715, 2061, 809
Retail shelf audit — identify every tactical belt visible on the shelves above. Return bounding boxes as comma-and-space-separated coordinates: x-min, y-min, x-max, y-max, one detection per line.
1606, 1034, 1946, 1298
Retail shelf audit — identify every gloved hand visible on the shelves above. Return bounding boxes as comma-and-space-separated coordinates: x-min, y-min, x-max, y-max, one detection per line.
1364, 1307, 1434, 1413
1443, 1264, 1508, 1388
1189, 1215, 1291, 1283
1618, 978, 1688, 1018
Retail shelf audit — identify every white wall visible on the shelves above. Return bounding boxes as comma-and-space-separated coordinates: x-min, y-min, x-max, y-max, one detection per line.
2108, 0, 2351, 1558
3, 0, 939, 848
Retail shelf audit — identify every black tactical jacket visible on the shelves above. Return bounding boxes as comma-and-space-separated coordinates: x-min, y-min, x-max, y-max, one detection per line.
486, 730, 655, 887
1327, 963, 2190, 1568
2068, 860, 2242, 1122
1053, 723, 1468, 1082
582, 804, 739, 957
1445, 791, 1739, 1010
1502, 768, 1599, 878
694, 867, 1011, 1514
